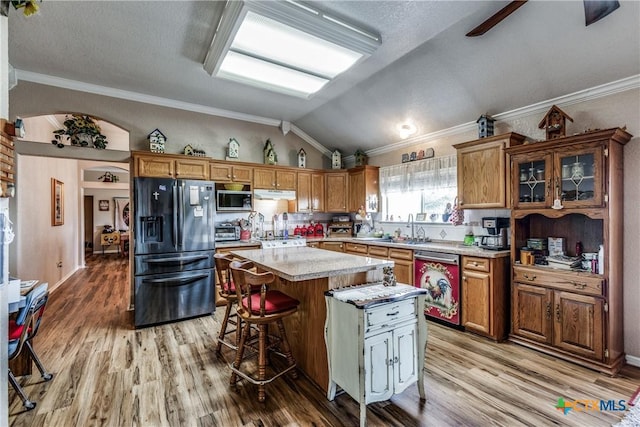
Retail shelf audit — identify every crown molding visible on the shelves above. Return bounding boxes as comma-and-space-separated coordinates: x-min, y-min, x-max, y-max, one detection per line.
16, 70, 638, 160
364, 74, 640, 158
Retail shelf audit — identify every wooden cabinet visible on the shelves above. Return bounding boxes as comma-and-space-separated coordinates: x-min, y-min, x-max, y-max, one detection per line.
512, 267, 605, 361
325, 171, 348, 212
453, 133, 526, 208
348, 166, 379, 212
345, 243, 413, 285
253, 167, 296, 190
325, 288, 427, 427
388, 248, 413, 286
320, 241, 344, 252
133, 152, 209, 179
506, 128, 632, 375
296, 171, 325, 212
461, 256, 510, 341
510, 142, 605, 209
209, 162, 253, 183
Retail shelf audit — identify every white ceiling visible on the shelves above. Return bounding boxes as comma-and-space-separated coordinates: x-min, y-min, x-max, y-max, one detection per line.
7, 1, 640, 155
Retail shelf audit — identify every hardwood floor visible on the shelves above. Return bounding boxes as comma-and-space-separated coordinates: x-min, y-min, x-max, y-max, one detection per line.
9, 254, 640, 426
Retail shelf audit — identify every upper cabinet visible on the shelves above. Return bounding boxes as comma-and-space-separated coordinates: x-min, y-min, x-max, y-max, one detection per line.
453, 133, 526, 209
509, 142, 605, 210
133, 152, 209, 180
253, 167, 296, 190
348, 166, 380, 212
210, 162, 253, 183
296, 171, 325, 213
325, 171, 348, 212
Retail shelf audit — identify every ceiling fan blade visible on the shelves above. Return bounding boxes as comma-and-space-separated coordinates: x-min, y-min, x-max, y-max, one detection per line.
466, 1, 528, 37
584, 0, 620, 26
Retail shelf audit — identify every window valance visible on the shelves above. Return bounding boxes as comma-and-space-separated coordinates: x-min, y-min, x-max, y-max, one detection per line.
380, 155, 457, 193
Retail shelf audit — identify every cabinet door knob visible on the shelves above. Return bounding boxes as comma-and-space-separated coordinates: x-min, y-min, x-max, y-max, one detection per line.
523, 273, 536, 281
546, 303, 552, 320
555, 303, 561, 322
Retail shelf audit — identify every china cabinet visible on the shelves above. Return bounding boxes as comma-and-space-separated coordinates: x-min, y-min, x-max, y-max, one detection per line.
505, 127, 632, 375
453, 132, 526, 208
325, 171, 348, 212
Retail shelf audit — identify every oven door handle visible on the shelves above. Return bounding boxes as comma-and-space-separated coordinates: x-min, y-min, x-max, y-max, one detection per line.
415, 254, 458, 264
142, 273, 209, 287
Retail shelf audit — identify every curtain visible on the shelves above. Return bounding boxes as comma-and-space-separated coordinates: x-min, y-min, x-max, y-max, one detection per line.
380, 155, 457, 193
114, 198, 130, 231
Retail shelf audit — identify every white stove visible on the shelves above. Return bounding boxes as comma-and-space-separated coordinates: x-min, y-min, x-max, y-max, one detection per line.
260, 238, 307, 249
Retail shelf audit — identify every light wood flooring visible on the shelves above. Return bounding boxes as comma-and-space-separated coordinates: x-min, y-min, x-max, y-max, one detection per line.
9, 254, 640, 426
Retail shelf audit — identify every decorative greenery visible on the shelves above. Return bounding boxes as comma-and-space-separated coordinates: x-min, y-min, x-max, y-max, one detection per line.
9, 0, 41, 17
51, 114, 109, 149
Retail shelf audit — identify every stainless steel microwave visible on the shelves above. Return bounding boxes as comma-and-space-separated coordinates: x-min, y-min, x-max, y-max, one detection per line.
216, 190, 252, 211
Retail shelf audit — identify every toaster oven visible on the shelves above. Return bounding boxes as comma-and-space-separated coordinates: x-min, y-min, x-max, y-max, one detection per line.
214, 224, 241, 241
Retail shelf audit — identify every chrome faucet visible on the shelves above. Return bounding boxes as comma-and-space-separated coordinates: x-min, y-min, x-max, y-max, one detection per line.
407, 213, 415, 241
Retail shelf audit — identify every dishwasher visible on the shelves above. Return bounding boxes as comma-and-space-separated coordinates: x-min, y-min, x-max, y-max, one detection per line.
414, 250, 461, 327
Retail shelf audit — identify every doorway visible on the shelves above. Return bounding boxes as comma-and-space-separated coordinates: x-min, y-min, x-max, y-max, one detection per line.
84, 195, 94, 257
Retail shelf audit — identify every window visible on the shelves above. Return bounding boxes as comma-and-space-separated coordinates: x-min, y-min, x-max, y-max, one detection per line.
380, 155, 457, 222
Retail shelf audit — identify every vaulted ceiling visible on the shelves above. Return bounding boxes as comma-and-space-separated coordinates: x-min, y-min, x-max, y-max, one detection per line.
8, 1, 640, 155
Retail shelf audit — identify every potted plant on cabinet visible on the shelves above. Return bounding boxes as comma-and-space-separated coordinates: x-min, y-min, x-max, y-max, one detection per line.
51, 114, 108, 149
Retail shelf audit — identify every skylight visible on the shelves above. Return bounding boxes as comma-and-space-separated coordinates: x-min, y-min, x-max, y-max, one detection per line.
204, 1, 381, 98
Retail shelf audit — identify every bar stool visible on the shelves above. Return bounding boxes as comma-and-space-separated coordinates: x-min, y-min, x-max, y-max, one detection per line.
229, 260, 299, 402
213, 253, 242, 354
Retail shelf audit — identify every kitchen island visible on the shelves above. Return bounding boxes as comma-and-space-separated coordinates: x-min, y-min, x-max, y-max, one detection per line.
229, 246, 393, 392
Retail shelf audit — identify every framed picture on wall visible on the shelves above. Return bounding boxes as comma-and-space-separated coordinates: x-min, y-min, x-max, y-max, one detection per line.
51, 178, 64, 226
99, 200, 109, 211
114, 197, 130, 231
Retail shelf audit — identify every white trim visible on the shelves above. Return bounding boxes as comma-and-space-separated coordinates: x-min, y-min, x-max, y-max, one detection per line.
627, 353, 640, 368
365, 74, 640, 158
16, 69, 639, 161
16, 70, 282, 127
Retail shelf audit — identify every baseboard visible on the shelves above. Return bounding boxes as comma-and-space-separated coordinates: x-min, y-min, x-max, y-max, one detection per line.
49, 266, 81, 294
626, 354, 640, 368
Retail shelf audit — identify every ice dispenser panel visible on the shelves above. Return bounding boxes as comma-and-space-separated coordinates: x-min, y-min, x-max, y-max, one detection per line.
140, 216, 163, 243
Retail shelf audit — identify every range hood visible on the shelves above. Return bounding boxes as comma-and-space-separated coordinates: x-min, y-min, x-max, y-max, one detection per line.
253, 189, 296, 200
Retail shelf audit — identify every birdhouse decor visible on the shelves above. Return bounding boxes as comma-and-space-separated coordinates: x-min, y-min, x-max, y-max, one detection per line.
476, 114, 495, 138
263, 139, 277, 165
227, 138, 239, 160
354, 149, 368, 166
332, 149, 342, 169
148, 128, 166, 153
297, 148, 307, 168
539, 104, 573, 140
183, 144, 194, 156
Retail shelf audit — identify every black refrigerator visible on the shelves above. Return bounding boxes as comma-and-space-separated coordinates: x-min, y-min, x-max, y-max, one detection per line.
133, 177, 216, 327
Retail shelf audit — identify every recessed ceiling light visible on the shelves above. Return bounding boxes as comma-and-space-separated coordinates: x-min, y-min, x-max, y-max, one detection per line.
204, 1, 381, 98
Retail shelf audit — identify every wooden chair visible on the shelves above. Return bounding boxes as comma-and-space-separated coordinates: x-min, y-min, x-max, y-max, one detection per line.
229, 260, 299, 402
214, 253, 242, 354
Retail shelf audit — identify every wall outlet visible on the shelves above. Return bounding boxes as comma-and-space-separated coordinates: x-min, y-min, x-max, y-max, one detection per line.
57, 261, 62, 268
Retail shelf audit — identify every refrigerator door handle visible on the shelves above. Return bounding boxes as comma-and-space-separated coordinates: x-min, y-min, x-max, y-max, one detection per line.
177, 183, 184, 247
142, 273, 209, 287
144, 255, 209, 265
172, 183, 179, 249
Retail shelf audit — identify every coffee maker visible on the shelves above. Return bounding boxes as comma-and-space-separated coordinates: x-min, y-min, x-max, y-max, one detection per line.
480, 217, 510, 250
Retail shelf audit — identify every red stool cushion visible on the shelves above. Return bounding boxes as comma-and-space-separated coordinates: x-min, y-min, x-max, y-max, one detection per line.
8, 320, 24, 341
220, 279, 236, 294
243, 290, 300, 315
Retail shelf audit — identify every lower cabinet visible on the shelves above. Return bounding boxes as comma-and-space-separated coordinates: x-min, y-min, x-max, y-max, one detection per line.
325, 288, 427, 427
321, 241, 345, 252
512, 280, 604, 361
461, 256, 510, 340
388, 248, 413, 285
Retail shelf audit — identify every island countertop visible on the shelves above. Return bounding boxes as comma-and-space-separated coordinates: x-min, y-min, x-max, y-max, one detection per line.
229, 246, 393, 282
